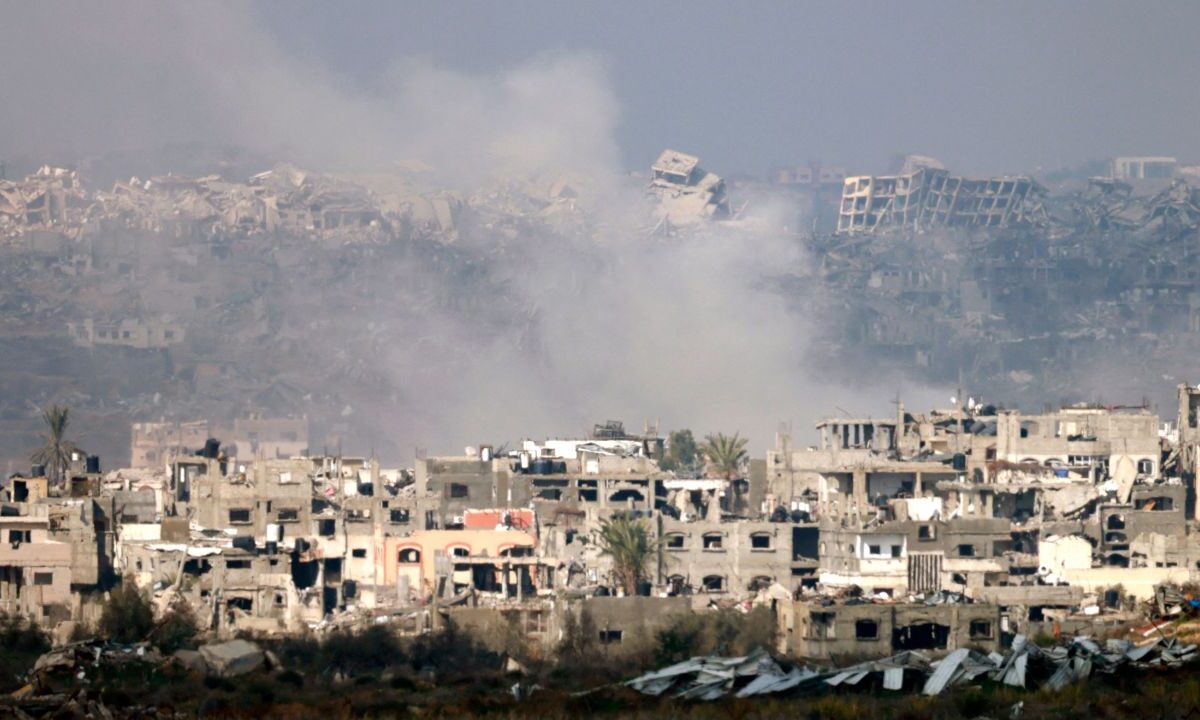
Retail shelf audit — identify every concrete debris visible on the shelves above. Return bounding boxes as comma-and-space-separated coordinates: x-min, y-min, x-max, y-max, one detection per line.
648, 149, 732, 230
198, 639, 266, 677
621, 632, 1200, 702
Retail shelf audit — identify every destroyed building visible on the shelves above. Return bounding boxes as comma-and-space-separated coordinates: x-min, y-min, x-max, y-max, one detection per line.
837, 164, 1046, 234
648, 149, 732, 228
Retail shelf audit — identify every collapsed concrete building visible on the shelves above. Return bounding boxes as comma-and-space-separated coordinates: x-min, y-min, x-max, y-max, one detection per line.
837, 164, 1046, 234
648, 149, 732, 228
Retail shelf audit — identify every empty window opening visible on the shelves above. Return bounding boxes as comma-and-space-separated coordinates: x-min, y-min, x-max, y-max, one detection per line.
702, 533, 723, 550
793, 527, 819, 560
8, 530, 31, 544
226, 560, 251, 570
227, 597, 253, 612
892, 622, 950, 650
389, 509, 409, 524
702, 575, 726, 592
33, 572, 53, 586
317, 519, 336, 536
751, 533, 773, 550
665, 533, 685, 549
957, 544, 976, 557
856, 619, 879, 640
448, 484, 469, 499
448, 546, 470, 558
969, 620, 993, 639
228, 509, 252, 525
277, 508, 299, 522
351, 548, 367, 558
399, 548, 421, 564
918, 525, 935, 541
609, 489, 645, 504
1107, 514, 1126, 530
1138, 496, 1174, 511
599, 629, 623, 645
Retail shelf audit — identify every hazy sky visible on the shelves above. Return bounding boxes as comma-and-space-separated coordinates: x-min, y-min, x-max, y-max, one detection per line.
4, 1, 1198, 177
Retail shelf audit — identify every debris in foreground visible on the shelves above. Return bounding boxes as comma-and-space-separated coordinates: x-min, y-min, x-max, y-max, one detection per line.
619, 633, 1200, 700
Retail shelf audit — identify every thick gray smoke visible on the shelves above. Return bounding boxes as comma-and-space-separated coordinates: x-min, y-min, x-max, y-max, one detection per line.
0, 2, 946, 459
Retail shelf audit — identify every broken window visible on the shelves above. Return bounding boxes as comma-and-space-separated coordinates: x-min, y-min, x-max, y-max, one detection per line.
317, 519, 336, 536
226, 560, 251, 570
810, 611, 836, 639
969, 620, 993, 640
351, 548, 367, 558
227, 597, 253, 612
748, 576, 773, 591
665, 533, 685, 549
448, 484, 469, 499
33, 572, 53, 586
7, 530, 31, 544
702, 575, 726, 592
389, 509, 409, 524
702, 533, 723, 550
1138, 496, 1175, 511
892, 622, 950, 650
855, 619, 879, 640
869, 544, 882, 555
918, 525, 935, 541
750, 532, 773, 550
228, 509, 252, 525
448, 546, 470, 558
957, 544, 976, 557
890, 545, 902, 558
399, 548, 421, 564
598, 629, 623, 644
277, 508, 299, 522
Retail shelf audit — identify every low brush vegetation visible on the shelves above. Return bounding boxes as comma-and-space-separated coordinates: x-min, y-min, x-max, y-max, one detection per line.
22, 609, 1200, 718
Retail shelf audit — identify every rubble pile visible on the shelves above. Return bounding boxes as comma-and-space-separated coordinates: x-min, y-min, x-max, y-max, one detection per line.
621, 633, 1200, 701
3, 639, 274, 718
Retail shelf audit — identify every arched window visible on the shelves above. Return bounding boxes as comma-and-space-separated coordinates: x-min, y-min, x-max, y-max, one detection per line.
750, 532, 773, 550
702, 533, 724, 550
702, 575, 726, 592
447, 545, 470, 558
664, 533, 686, 550
748, 575, 773, 591
399, 547, 421, 564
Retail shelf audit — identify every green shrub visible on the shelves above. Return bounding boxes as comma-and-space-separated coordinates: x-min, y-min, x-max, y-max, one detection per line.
654, 606, 777, 665
153, 598, 199, 653
99, 577, 155, 643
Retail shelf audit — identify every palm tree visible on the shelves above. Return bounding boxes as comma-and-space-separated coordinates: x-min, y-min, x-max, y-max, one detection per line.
31, 404, 76, 484
596, 514, 664, 596
701, 432, 748, 480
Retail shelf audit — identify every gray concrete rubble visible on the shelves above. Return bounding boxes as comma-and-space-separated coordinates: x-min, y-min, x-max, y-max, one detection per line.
197, 639, 265, 677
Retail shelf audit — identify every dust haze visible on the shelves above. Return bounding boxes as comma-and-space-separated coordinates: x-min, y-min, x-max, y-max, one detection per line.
0, 2, 945, 460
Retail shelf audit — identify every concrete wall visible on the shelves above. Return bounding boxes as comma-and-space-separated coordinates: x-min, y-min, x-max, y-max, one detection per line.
781, 601, 1001, 660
